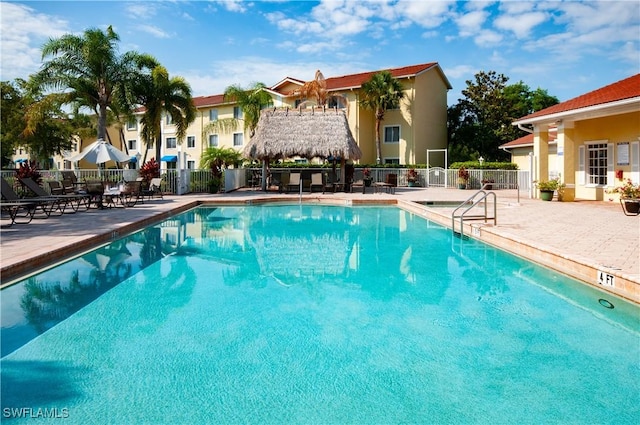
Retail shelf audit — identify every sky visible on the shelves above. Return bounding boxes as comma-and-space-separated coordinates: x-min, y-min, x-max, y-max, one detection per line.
1, 0, 639, 106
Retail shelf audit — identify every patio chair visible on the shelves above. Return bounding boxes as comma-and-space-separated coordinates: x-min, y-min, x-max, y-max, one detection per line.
1, 177, 61, 218
142, 178, 163, 201
61, 171, 85, 192
286, 172, 302, 193
19, 177, 90, 212
310, 173, 324, 193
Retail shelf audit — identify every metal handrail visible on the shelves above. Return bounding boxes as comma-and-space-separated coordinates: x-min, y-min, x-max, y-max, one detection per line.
451, 186, 497, 238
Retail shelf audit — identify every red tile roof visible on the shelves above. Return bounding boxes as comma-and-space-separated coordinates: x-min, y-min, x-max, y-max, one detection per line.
191, 63, 447, 106
500, 131, 557, 149
517, 74, 640, 121
193, 94, 225, 107
324, 62, 440, 91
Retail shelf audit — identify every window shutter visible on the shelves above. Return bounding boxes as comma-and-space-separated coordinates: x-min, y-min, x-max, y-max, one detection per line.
607, 143, 614, 186
631, 141, 640, 184
578, 146, 585, 185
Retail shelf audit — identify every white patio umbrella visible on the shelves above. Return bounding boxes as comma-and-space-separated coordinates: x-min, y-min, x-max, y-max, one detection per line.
68, 139, 130, 164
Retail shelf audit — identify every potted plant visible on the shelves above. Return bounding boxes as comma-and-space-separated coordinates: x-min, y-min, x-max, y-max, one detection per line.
535, 178, 560, 201
457, 167, 469, 189
363, 167, 372, 187
407, 168, 419, 187
608, 178, 640, 215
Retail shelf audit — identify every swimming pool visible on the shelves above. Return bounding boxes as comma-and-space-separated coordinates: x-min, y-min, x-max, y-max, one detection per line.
2, 205, 639, 424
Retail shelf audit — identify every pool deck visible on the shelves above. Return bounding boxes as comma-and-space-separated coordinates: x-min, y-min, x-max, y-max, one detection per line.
1, 187, 638, 304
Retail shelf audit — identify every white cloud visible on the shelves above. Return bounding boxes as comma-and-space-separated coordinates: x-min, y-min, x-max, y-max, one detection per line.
125, 3, 158, 20
212, 0, 248, 13
180, 57, 366, 96
444, 64, 476, 79
138, 25, 172, 39
392, 0, 455, 28
455, 9, 489, 37
474, 29, 502, 47
0, 2, 70, 81
494, 11, 548, 39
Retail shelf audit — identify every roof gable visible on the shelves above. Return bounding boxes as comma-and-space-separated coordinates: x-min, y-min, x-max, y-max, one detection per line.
516, 74, 640, 122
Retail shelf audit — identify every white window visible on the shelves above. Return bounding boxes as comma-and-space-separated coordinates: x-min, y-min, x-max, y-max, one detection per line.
166, 162, 177, 171
209, 135, 218, 147
166, 137, 177, 149
209, 109, 218, 121
233, 133, 243, 146
166, 114, 174, 125
187, 160, 195, 170
384, 126, 400, 143
126, 119, 137, 131
233, 106, 243, 119
127, 139, 137, 150
384, 158, 400, 165
187, 136, 195, 148
587, 143, 608, 185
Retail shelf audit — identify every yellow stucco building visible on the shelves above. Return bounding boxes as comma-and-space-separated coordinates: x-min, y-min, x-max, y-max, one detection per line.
509, 74, 640, 202
48, 62, 451, 171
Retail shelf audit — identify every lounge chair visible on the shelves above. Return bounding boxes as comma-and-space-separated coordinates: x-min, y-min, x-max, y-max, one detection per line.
19, 177, 90, 212
1, 177, 61, 218
350, 170, 367, 194
61, 170, 85, 192
286, 172, 302, 193
373, 173, 397, 194
310, 173, 324, 193
142, 178, 163, 201
0, 200, 38, 226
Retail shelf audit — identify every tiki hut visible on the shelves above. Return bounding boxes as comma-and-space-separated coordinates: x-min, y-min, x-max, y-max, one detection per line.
244, 107, 362, 191
244, 106, 362, 161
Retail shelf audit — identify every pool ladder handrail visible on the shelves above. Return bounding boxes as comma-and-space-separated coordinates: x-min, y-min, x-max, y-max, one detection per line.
451, 185, 497, 238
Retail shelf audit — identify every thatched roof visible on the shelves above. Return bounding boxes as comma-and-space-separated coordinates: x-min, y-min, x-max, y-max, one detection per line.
243, 107, 362, 160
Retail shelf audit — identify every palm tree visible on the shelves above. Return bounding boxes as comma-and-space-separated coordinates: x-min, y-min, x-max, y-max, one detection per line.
359, 71, 406, 164
295, 69, 328, 107
222, 82, 272, 137
136, 65, 196, 163
33, 25, 158, 142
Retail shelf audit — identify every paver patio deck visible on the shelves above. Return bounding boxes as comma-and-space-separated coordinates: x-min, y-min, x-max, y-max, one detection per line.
1, 187, 638, 304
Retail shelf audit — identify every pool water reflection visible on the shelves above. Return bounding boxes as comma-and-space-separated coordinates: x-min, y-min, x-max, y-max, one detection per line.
1, 205, 638, 424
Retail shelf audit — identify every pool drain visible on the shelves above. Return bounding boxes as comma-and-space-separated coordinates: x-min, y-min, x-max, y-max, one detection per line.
598, 299, 614, 309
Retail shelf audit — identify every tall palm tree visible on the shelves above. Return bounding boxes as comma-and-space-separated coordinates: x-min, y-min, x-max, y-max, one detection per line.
359, 71, 406, 164
223, 82, 272, 137
137, 66, 196, 163
33, 25, 158, 142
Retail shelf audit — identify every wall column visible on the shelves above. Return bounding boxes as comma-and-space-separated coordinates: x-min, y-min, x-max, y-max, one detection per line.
556, 121, 576, 201
533, 125, 549, 198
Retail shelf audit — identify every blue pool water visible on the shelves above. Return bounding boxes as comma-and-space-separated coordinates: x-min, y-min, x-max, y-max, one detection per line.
1, 205, 639, 424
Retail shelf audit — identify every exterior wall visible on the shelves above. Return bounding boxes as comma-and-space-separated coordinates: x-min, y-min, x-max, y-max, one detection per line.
573, 111, 640, 201
532, 111, 640, 201
412, 69, 449, 165
509, 145, 558, 175
31, 65, 451, 170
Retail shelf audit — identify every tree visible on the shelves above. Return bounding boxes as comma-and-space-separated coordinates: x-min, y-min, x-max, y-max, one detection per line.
136, 65, 196, 163
33, 25, 158, 142
200, 146, 243, 179
1, 79, 80, 168
448, 71, 559, 162
1, 81, 27, 167
295, 69, 328, 106
359, 71, 406, 164
222, 82, 272, 137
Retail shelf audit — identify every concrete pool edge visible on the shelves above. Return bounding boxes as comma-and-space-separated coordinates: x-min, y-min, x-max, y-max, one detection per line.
0, 201, 199, 287
397, 200, 640, 305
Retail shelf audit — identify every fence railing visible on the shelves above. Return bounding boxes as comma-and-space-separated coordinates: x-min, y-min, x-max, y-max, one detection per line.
1, 167, 531, 195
